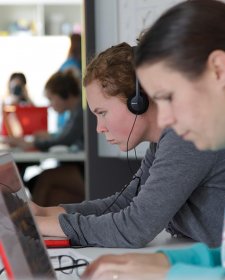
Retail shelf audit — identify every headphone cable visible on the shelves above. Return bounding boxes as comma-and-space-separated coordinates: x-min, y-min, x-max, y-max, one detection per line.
126, 115, 138, 176
126, 115, 143, 195
102, 114, 143, 214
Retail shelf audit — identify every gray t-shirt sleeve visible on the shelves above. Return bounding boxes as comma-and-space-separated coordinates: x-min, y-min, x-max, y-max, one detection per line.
59, 129, 222, 248
60, 147, 154, 216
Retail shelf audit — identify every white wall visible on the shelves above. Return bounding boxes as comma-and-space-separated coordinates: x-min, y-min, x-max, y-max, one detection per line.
94, 0, 119, 53
0, 36, 70, 132
0, 36, 70, 105
117, 0, 184, 46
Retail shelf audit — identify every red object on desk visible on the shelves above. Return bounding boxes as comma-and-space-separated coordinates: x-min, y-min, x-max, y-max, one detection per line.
0, 241, 14, 280
2, 105, 48, 137
44, 239, 71, 248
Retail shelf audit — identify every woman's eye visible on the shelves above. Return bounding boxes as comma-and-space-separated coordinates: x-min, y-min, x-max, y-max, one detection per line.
164, 95, 173, 102
99, 111, 106, 117
156, 95, 173, 103
153, 92, 173, 102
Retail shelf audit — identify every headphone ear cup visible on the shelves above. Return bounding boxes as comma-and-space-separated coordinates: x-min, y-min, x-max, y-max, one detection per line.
127, 94, 149, 115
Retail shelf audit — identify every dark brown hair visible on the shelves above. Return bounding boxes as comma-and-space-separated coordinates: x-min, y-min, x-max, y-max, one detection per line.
45, 70, 81, 100
9, 72, 26, 85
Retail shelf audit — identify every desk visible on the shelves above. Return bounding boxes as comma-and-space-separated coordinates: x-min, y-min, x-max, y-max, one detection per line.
0, 146, 85, 163
70, 230, 194, 260
48, 230, 195, 280
0, 141, 86, 163
0, 231, 194, 280
10, 150, 85, 163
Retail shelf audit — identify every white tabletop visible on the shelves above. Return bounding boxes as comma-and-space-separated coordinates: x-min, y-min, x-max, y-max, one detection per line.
0, 145, 85, 163
47, 230, 195, 280
10, 150, 86, 163
0, 231, 194, 280
71, 230, 194, 260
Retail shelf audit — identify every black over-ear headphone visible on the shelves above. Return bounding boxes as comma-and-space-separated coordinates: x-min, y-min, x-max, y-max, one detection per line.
127, 46, 149, 115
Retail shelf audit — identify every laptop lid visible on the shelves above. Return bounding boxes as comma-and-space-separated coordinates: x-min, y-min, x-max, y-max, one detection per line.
2, 105, 48, 137
0, 153, 56, 280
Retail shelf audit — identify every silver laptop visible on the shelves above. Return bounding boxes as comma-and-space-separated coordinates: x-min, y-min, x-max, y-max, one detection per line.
0, 153, 56, 280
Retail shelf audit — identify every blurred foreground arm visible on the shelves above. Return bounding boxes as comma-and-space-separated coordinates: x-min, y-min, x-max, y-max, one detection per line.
160, 243, 224, 280
30, 202, 67, 237
30, 201, 66, 216
81, 253, 169, 280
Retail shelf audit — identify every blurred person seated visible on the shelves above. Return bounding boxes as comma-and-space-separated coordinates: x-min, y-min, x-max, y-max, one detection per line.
2, 72, 35, 137
3, 72, 33, 106
4, 70, 85, 206
4, 70, 83, 151
1, 72, 37, 178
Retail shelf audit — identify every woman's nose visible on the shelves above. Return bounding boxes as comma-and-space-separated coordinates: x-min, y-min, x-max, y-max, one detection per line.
96, 122, 107, 134
157, 104, 175, 129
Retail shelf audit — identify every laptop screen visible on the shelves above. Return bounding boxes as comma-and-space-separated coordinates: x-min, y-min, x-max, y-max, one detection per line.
0, 153, 56, 279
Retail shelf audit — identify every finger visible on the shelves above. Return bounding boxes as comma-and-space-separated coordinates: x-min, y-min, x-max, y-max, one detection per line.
83, 262, 130, 280
82, 255, 125, 275
81, 255, 126, 279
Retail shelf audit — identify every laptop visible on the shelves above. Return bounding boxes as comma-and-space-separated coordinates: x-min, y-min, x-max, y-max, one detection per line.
0, 152, 56, 280
2, 105, 48, 137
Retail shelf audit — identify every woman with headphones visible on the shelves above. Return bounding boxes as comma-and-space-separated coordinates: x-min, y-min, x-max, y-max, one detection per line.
81, 1, 225, 279
31, 42, 225, 251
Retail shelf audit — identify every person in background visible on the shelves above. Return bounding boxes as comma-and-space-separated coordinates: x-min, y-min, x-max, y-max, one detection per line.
5, 70, 83, 151
60, 33, 81, 76
30, 43, 225, 251
5, 70, 84, 206
1, 72, 35, 178
81, 1, 225, 279
2, 72, 34, 135
4, 72, 33, 106
58, 33, 82, 131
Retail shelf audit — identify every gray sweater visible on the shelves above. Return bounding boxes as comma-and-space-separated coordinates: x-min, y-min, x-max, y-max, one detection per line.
59, 129, 225, 248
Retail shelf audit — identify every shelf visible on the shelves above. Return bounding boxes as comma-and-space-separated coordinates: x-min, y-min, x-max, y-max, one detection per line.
0, 0, 82, 4
0, 2, 82, 36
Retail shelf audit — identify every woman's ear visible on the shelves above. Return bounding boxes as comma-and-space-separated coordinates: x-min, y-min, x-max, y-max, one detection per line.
208, 50, 225, 83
